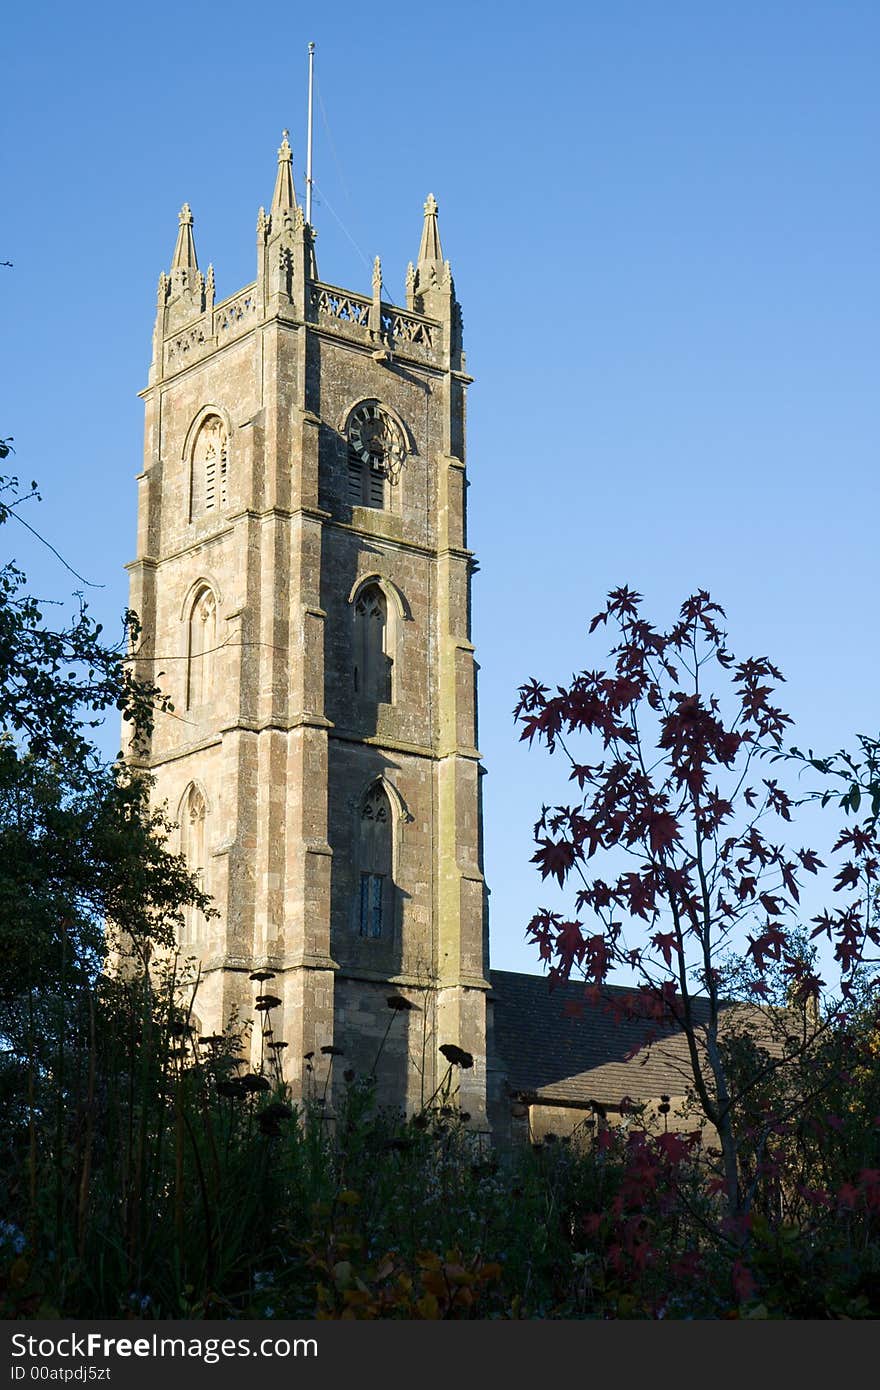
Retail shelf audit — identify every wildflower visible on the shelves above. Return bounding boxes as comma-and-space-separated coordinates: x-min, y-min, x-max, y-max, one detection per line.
240, 1074, 271, 1093
217, 1079, 244, 1099
258, 1101, 293, 1136
261, 1101, 293, 1122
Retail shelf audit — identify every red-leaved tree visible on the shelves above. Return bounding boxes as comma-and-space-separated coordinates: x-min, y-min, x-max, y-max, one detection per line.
515, 588, 880, 1227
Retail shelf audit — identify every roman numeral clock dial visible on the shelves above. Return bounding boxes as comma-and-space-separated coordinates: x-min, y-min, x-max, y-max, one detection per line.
348, 403, 406, 482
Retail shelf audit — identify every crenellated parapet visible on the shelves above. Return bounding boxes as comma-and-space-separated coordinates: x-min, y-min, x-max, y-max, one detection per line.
151, 142, 465, 386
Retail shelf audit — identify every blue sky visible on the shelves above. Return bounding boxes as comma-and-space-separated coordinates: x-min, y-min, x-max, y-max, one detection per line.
3, 1, 878, 976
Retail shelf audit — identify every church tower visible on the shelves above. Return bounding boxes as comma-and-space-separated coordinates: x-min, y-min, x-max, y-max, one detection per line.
127, 135, 490, 1124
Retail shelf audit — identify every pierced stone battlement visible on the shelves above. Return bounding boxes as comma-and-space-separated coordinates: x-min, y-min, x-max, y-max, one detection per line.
310, 280, 441, 365
152, 149, 460, 385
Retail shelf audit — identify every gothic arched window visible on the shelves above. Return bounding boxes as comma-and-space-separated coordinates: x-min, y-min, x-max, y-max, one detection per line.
190, 414, 228, 519
186, 587, 217, 709
179, 783, 207, 943
358, 783, 392, 939
353, 583, 392, 704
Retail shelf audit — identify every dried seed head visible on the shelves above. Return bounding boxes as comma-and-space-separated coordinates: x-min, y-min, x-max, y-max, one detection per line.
438, 1042, 474, 1069
386, 994, 415, 1011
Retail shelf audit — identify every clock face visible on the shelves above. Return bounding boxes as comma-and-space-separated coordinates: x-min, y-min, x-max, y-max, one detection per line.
348, 403, 405, 475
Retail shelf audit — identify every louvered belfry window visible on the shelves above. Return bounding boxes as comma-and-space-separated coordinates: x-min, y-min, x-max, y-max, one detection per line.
190, 415, 228, 518
347, 446, 386, 509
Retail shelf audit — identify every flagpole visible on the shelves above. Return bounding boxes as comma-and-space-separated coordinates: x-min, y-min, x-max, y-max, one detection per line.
306, 41, 315, 226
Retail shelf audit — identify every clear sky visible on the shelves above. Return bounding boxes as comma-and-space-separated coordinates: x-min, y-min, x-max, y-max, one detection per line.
3, 1, 878, 977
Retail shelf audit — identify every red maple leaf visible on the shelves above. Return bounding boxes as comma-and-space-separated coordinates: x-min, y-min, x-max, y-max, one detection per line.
655, 1132, 695, 1164
648, 812, 681, 855
747, 923, 787, 971
532, 838, 576, 885
834, 862, 860, 892
651, 931, 678, 966
556, 919, 586, 969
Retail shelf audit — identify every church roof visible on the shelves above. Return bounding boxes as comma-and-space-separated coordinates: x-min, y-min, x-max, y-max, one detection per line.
489, 969, 768, 1111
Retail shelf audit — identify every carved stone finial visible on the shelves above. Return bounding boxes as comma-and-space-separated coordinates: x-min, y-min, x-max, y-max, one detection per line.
372, 255, 383, 296
269, 130, 297, 219
416, 192, 443, 274
170, 203, 199, 273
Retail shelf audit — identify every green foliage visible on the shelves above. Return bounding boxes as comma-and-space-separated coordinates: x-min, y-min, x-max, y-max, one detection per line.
4, 1002, 878, 1319
0, 473, 210, 1004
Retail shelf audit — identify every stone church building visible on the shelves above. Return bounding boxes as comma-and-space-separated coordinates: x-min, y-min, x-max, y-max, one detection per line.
127, 135, 711, 1140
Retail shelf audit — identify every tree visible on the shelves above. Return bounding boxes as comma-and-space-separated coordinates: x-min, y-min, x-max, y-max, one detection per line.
0, 473, 208, 1005
515, 587, 880, 1230
0, 471, 216, 1290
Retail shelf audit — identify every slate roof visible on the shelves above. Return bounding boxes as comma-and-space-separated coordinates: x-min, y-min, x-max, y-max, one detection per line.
489, 969, 763, 1110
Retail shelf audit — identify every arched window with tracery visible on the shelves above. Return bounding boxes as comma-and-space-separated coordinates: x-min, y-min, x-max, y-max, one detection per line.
353, 583, 392, 704
190, 414, 228, 519
344, 401, 406, 512
186, 587, 217, 708
358, 783, 392, 939
179, 783, 207, 944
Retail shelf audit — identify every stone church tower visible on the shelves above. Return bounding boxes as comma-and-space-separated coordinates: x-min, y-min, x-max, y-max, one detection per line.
127, 135, 490, 1125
